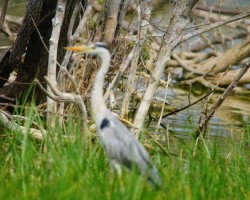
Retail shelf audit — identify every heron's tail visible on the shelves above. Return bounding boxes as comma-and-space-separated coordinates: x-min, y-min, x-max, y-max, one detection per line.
147, 166, 162, 189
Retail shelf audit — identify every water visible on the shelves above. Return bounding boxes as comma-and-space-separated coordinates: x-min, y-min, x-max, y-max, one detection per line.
0, 0, 27, 57
148, 0, 250, 147
151, 87, 250, 151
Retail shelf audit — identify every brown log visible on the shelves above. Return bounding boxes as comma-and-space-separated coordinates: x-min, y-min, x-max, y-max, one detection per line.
199, 38, 250, 73
103, 0, 122, 45
209, 67, 250, 86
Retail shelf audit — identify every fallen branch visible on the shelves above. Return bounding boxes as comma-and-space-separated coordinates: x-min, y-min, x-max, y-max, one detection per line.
0, 110, 76, 142
199, 38, 250, 73
172, 53, 214, 76
0, 111, 45, 141
208, 67, 250, 86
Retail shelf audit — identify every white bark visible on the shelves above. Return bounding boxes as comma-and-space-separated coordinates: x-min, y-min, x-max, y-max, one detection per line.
47, 0, 66, 129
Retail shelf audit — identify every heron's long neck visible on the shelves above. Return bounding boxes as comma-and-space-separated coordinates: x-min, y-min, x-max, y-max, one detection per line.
91, 51, 111, 119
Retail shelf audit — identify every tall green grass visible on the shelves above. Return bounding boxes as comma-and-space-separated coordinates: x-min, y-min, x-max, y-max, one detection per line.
0, 107, 249, 200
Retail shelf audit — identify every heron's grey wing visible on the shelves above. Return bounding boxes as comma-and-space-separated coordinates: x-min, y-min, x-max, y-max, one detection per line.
98, 114, 149, 166
97, 113, 162, 187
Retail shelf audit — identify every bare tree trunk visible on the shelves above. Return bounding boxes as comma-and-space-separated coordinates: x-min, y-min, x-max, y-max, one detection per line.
0, 0, 10, 35
47, 0, 66, 129
0, 0, 44, 88
132, 1, 187, 138
103, 0, 122, 44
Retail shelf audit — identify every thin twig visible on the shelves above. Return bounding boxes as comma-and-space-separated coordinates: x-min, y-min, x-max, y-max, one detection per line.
104, 45, 136, 100
195, 60, 250, 138
31, 16, 49, 52
162, 89, 215, 118
144, 130, 179, 157
179, 10, 250, 45
154, 73, 171, 134
34, 79, 60, 101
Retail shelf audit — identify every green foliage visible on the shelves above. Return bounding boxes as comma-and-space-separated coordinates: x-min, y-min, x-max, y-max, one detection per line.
141, 40, 152, 61
97, 0, 104, 6
88, 19, 99, 30
0, 109, 250, 200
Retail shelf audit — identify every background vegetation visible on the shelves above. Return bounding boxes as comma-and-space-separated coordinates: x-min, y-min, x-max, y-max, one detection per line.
0, 0, 250, 199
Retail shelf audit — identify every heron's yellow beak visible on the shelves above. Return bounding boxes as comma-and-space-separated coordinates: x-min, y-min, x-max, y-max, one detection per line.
64, 46, 92, 52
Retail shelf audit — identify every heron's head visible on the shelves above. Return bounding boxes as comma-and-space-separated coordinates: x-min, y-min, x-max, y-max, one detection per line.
64, 42, 109, 56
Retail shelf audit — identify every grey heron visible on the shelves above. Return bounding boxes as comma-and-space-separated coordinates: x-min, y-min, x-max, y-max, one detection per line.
65, 42, 162, 188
